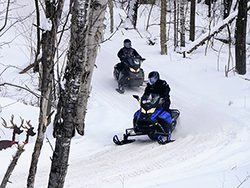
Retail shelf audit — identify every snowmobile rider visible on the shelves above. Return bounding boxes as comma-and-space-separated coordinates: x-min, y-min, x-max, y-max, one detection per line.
117, 39, 142, 61
142, 71, 172, 144
116, 39, 144, 92
142, 71, 171, 112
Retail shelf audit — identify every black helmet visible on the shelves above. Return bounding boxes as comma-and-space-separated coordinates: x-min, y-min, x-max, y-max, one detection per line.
148, 71, 159, 85
123, 39, 131, 48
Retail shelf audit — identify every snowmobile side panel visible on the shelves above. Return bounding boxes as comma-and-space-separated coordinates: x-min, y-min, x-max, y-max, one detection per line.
158, 111, 172, 125
151, 108, 164, 122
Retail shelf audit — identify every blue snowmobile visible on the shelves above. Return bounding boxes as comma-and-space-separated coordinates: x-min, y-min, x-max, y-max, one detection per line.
113, 94, 180, 145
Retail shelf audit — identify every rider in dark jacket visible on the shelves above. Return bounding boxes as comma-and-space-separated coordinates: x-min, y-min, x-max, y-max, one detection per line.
142, 71, 172, 144
117, 39, 142, 63
116, 39, 142, 93
142, 71, 171, 112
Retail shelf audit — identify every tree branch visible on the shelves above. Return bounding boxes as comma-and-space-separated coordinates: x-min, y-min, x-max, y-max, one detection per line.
182, 3, 250, 55
0, 82, 40, 98
33, 0, 41, 73
0, 0, 11, 33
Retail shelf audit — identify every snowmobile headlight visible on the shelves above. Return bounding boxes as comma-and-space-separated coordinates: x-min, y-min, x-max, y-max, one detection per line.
129, 67, 140, 73
141, 108, 156, 114
141, 108, 146, 114
147, 108, 156, 114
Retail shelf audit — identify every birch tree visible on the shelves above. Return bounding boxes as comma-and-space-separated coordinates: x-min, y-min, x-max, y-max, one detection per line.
108, 0, 114, 33
27, 1, 65, 187
48, 0, 107, 187
126, 0, 139, 28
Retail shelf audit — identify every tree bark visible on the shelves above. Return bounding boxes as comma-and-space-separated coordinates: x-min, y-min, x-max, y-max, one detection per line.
48, 1, 107, 187
127, 0, 139, 29
207, 0, 211, 17
0, 0, 10, 33
235, 0, 247, 75
108, 0, 114, 33
146, 3, 154, 31
48, 137, 71, 188
27, 1, 65, 188
173, 0, 178, 50
223, 0, 232, 19
1, 145, 25, 188
189, 0, 196, 41
160, 0, 167, 55
180, 0, 185, 47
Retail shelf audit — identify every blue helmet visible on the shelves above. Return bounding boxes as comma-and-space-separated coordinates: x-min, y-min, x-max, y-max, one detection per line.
148, 71, 159, 85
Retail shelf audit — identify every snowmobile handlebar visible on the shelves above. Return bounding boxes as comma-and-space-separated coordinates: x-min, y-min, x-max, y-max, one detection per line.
121, 57, 145, 62
133, 95, 140, 102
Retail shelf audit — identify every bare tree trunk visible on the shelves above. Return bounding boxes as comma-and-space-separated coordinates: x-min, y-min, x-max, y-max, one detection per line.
27, 1, 65, 188
189, 0, 195, 41
235, 0, 247, 75
205, 0, 214, 17
48, 1, 107, 187
127, 0, 139, 29
225, 24, 233, 77
160, 0, 167, 54
180, 0, 185, 47
205, 2, 214, 55
174, 0, 178, 50
0, 0, 10, 33
146, 3, 154, 31
223, 0, 232, 19
1, 145, 25, 188
108, 0, 114, 33
33, 0, 41, 73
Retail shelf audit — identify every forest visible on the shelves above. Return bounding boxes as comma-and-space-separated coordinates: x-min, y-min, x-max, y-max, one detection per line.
0, 0, 250, 188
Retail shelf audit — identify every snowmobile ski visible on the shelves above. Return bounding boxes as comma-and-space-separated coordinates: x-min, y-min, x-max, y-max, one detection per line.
157, 139, 175, 145
113, 135, 135, 145
116, 88, 125, 94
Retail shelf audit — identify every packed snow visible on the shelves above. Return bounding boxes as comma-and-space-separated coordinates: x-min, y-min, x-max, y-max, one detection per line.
1, 1, 250, 188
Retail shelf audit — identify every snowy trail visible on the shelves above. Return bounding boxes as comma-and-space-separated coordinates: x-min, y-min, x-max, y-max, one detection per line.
62, 33, 250, 188
1, 28, 250, 188
65, 118, 249, 188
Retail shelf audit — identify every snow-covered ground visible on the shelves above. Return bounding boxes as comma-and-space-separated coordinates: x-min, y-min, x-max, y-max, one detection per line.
1, 1, 250, 188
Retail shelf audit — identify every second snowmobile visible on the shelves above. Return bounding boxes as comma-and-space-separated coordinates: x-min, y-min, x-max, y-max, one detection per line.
113, 57, 145, 93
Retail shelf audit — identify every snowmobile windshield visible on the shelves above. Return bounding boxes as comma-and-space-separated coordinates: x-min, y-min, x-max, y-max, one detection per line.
124, 57, 140, 69
141, 94, 160, 106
